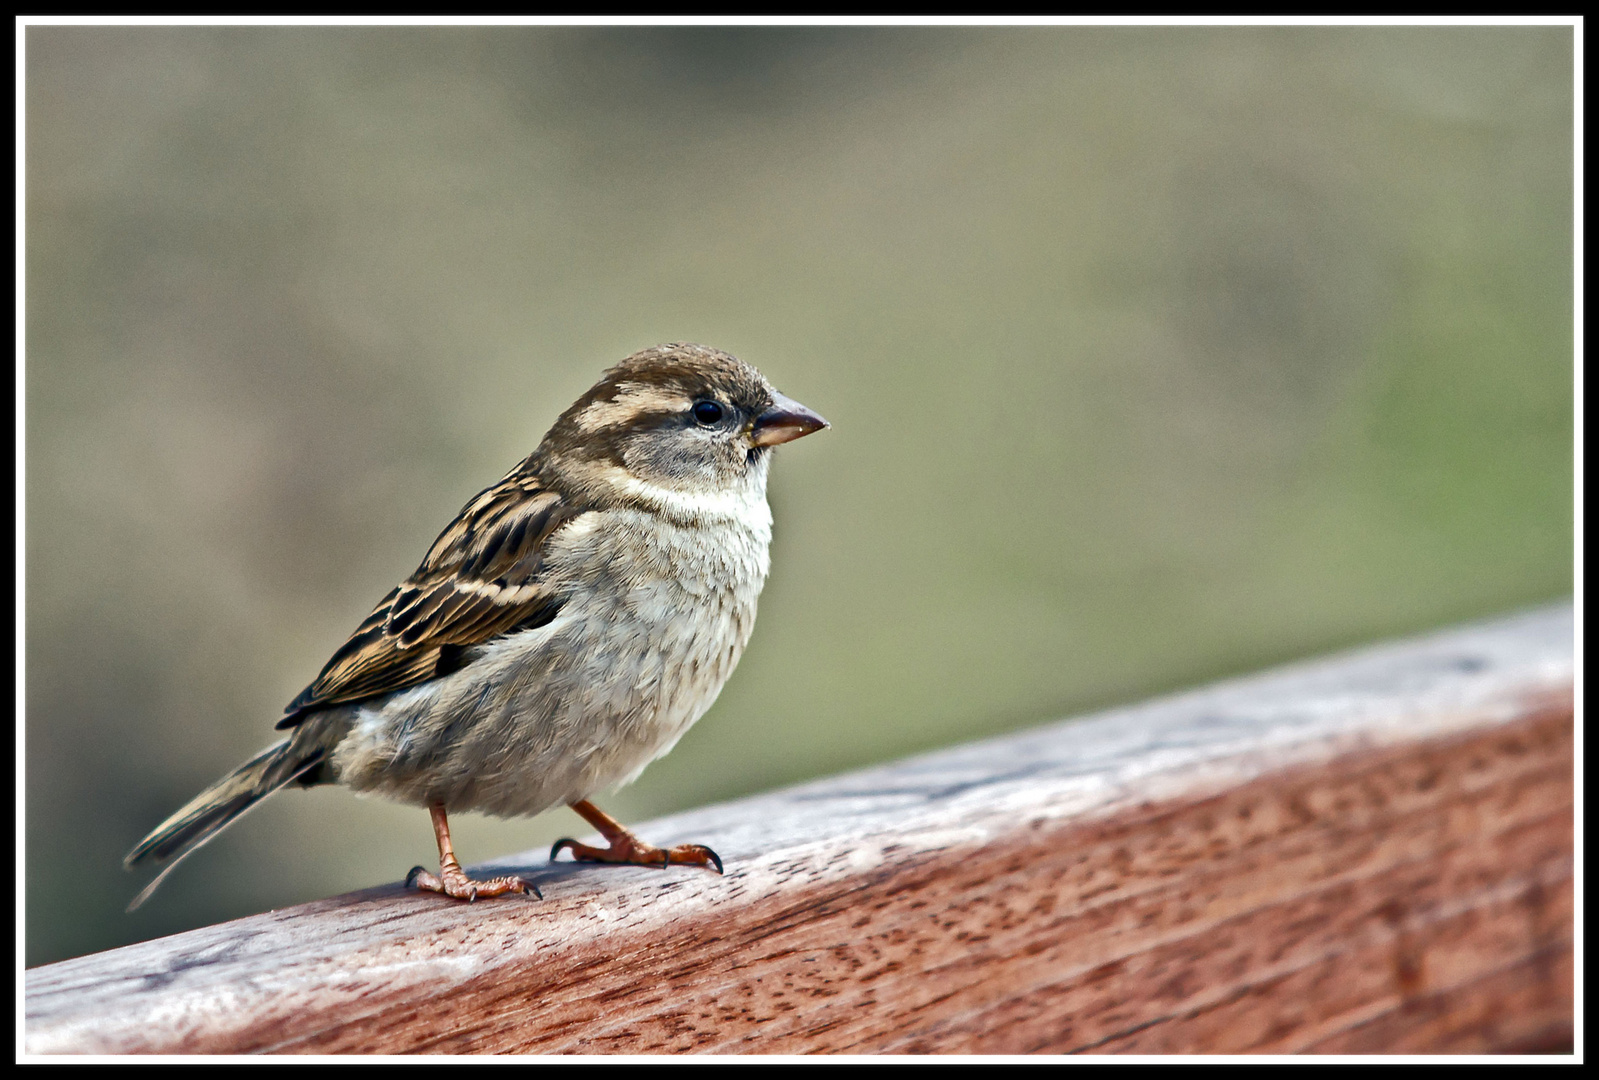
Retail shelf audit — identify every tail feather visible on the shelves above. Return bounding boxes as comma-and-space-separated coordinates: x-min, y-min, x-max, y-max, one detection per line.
124, 737, 327, 911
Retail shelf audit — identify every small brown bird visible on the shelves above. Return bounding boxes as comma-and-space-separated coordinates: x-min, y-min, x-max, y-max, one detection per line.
125, 344, 827, 908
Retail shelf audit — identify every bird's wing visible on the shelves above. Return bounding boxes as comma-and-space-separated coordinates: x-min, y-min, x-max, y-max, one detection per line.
277, 473, 582, 728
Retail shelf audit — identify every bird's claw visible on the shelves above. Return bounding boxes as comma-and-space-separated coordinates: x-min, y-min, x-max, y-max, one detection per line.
407, 864, 539, 902
550, 835, 723, 874
686, 845, 724, 875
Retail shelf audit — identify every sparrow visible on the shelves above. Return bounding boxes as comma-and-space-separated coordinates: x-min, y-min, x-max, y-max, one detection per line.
124, 343, 828, 908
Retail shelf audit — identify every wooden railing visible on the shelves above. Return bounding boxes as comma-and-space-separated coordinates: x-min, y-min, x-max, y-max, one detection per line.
25, 603, 1574, 1055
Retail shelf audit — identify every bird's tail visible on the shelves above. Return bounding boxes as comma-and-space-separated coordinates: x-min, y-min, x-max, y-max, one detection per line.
123, 731, 332, 911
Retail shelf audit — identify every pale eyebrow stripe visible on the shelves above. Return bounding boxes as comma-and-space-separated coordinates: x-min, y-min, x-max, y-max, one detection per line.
573, 383, 693, 432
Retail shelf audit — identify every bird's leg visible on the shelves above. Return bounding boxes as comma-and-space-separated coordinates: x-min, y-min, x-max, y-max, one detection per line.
407, 803, 541, 901
550, 799, 723, 874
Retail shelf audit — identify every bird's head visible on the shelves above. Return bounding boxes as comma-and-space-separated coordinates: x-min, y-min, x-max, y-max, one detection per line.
537, 343, 828, 513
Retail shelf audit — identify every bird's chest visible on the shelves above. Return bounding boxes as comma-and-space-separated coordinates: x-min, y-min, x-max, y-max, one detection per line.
556, 510, 770, 719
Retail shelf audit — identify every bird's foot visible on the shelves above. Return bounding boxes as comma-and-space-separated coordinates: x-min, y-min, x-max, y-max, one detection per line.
550, 834, 723, 874
406, 863, 542, 902
552, 799, 724, 874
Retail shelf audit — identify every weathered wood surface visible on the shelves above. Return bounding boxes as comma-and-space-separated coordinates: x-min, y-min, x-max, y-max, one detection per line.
26, 603, 1574, 1055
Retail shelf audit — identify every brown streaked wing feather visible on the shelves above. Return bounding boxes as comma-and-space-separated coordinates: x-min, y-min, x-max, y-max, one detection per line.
278, 475, 581, 728
386, 479, 571, 645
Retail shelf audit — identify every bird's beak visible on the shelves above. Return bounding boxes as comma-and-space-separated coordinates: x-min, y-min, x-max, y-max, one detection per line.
750, 392, 829, 447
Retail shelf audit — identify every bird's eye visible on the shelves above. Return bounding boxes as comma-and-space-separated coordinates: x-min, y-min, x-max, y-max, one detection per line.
692, 400, 724, 426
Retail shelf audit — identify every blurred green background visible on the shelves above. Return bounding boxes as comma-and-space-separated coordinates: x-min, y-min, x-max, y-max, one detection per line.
25, 26, 1573, 967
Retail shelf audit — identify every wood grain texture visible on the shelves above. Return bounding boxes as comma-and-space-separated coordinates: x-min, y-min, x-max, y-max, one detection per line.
25, 603, 1574, 1055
